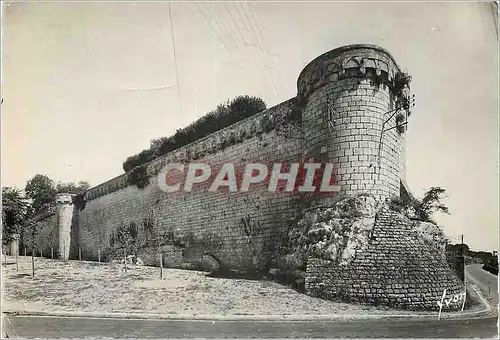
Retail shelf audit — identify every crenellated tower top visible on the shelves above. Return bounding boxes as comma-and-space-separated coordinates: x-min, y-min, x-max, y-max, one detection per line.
297, 44, 412, 202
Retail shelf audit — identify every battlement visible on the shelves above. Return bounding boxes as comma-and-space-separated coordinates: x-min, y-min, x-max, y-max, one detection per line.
298, 44, 402, 100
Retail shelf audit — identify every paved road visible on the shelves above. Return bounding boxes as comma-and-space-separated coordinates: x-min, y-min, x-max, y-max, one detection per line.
2, 315, 498, 338
466, 263, 498, 308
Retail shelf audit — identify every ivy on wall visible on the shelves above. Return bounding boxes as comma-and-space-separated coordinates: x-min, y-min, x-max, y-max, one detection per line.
390, 71, 412, 110
122, 95, 267, 172
275, 97, 304, 139
127, 165, 150, 189
396, 113, 406, 134
73, 193, 86, 211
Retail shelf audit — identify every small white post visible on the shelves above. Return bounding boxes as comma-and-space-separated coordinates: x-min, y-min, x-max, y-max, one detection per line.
437, 289, 447, 321
98, 250, 101, 266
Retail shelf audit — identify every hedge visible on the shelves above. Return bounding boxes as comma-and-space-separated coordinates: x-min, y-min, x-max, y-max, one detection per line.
122, 95, 266, 172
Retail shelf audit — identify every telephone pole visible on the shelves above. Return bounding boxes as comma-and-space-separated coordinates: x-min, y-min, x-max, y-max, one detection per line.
461, 234, 466, 285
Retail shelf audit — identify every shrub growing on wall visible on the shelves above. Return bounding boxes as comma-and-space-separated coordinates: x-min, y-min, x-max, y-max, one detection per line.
389, 186, 449, 224
122, 149, 156, 175
122, 95, 267, 172
73, 193, 86, 211
127, 165, 150, 189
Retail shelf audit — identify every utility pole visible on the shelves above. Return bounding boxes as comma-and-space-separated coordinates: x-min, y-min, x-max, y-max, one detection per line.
492, 1, 499, 39
461, 234, 466, 286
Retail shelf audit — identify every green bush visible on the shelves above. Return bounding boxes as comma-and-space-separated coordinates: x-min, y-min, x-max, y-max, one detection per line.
123, 95, 266, 172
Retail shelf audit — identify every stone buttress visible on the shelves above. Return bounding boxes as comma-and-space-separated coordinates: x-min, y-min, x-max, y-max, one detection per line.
297, 45, 464, 310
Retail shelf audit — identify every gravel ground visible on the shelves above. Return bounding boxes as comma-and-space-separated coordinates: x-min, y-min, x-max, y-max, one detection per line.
2, 257, 438, 316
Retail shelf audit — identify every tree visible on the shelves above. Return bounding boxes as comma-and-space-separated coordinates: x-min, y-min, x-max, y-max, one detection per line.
56, 181, 90, 194
25, 175, 57, 213
418, 187, 450, 221
2, 186, 38, 276
390, 186, 450, 223
22, 218, 38, 277
110, 222, 139, 272
1, 187, 29, 246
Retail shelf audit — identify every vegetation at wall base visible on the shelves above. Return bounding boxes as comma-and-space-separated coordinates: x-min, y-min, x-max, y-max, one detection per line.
122, 95, 266, 172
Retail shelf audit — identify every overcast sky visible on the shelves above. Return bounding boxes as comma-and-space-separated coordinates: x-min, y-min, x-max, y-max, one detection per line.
2, 1, 498, 251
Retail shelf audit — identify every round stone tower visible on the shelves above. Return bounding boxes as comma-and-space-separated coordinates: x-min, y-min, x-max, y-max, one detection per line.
56, 193, 74, 260
297, 44, 409, 202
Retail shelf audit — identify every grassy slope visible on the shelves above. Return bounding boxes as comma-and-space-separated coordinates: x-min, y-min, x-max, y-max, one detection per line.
2, 257, 477, 316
